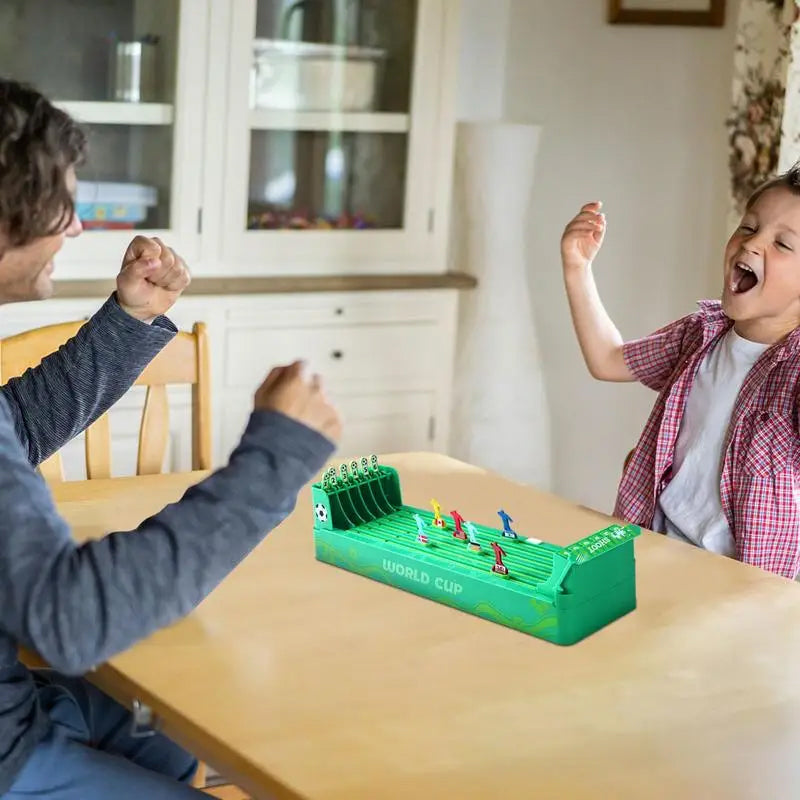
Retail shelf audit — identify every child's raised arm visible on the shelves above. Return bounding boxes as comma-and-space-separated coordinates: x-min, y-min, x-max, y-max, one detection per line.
561, 201, 635, 382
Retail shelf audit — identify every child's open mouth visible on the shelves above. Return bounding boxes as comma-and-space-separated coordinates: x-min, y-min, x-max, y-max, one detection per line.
731, 261, 759, 294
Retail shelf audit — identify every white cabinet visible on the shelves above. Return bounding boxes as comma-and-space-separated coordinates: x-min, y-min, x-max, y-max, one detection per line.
0, 290, 458, 477
207, 0, 460, 275
215, 289, 457, 462
0, 0, 466, 470
0, 0, 209, 274
1, 0, 461, 280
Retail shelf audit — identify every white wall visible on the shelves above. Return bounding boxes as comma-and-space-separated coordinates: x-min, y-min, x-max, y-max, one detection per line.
496, 0, 740, 510
455, 0, 510, 121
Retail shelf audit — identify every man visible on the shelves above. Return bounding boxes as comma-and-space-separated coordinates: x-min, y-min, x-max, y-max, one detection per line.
0, 80, 340, 798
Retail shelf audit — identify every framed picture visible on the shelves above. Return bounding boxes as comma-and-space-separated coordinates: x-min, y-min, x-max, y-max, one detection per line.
608, 0, 725, 26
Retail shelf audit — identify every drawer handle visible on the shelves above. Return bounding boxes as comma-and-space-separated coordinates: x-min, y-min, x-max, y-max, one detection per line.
331, 350, 343, 360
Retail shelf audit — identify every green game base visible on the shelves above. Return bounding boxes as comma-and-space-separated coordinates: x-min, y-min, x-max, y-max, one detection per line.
312, 457, 640, 645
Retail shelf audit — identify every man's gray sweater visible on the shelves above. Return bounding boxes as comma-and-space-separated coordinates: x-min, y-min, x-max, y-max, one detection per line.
0, 295, 334, 793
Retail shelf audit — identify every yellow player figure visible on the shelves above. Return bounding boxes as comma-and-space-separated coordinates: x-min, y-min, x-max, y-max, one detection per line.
430, 499, 446, 528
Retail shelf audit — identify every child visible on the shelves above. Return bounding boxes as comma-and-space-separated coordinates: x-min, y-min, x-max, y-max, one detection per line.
561, 165, 800, 579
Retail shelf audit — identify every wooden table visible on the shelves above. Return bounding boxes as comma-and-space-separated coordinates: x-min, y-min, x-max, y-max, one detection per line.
52, 453, 800, 800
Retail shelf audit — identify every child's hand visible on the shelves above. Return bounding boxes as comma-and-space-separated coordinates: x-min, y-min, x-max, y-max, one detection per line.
561, 201, 606, 273
254, 360, 341, 443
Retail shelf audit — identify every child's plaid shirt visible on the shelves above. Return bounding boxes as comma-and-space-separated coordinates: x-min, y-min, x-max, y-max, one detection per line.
615, 300, 800, 578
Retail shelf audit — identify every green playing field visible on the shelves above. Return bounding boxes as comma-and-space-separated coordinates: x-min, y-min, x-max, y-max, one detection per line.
351, 507, 560, 586
312, 457, 640, 645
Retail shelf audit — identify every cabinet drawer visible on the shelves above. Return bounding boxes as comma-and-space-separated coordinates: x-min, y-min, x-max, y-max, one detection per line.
224, 322, 440, 390
220, 390, 434, 463
336, 392, 435, 457
225, 293, 442, 328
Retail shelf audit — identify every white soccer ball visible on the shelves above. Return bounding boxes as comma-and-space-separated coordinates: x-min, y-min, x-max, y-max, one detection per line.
315, 503, 329, 523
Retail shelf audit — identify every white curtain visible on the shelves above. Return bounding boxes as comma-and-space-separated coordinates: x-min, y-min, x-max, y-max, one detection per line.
448, 122, 551, 489
727, 0, 799, 227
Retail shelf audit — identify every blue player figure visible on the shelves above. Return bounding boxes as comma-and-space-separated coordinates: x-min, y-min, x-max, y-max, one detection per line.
497, 509, 518, 539
465, 521, 481, 552
414, 513, 429, 545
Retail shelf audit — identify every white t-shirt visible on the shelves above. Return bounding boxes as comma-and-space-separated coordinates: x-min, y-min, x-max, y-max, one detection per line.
652, 328, 769, 555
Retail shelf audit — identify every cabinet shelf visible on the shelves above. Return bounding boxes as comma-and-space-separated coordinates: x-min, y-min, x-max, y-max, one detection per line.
54, 101, 174, 126
248, 109, 410, 133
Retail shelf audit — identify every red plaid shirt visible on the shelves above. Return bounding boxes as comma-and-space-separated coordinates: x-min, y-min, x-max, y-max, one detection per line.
615, 300, 800, 578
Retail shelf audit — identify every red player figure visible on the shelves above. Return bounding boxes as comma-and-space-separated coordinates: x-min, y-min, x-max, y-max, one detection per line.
490, 542, 509, 575
450, 510, 467, 540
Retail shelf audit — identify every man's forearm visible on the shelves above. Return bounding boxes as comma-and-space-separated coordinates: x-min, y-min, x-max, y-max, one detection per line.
0, 406, 335, 675
1, 293, 175, 466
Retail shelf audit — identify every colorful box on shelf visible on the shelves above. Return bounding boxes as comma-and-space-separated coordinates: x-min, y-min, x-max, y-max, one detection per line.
76, 181, 157, 224
312, 457, 642, 646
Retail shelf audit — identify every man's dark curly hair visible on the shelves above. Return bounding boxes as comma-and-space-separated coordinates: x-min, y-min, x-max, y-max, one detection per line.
0, 79, 86, 248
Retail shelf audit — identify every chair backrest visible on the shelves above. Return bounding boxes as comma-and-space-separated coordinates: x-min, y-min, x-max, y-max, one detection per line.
623, 448, 634, 473
0, 319, 211, 481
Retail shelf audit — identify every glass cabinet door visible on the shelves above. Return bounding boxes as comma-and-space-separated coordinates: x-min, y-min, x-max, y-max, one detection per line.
0, 0, 205, 271
247, 0, 416, 232
223, 0, 444, 270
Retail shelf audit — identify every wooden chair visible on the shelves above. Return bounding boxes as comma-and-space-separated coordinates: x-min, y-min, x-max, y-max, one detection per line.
0, 318, 234, 794
0, 319, 212, 480
623, 448, 634, 473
